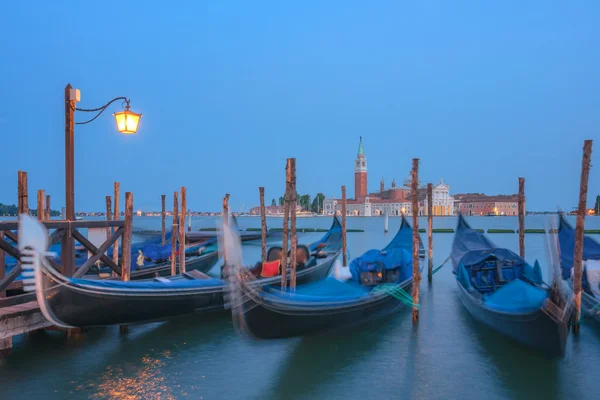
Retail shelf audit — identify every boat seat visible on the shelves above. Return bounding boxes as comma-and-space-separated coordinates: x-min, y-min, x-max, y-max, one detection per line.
183, 270, 211, 280
154, 277, 171, 283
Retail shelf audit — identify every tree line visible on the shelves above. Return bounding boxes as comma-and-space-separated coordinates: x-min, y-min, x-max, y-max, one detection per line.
270, 193, 326, 213
0, 202, 61, 217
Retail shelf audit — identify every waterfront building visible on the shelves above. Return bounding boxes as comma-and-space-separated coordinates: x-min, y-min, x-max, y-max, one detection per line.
323, 138, 454, 216
248, 205, 302, 216
454, 193, 519, 216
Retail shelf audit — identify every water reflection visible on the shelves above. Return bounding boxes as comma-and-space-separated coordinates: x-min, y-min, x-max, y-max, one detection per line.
454, 300, 564, 400
87, 355, 173, 400
74, 316, 232, 399
268, 312, 412, 400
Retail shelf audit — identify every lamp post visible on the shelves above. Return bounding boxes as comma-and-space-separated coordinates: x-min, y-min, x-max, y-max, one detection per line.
63, 83, 141, 275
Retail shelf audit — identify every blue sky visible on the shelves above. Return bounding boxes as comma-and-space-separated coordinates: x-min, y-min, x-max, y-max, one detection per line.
0, 1, 598, 212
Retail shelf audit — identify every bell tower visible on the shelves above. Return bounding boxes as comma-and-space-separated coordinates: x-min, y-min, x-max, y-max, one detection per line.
354, 136, 368, 200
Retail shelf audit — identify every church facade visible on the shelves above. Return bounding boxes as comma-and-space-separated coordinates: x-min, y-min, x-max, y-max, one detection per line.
323, 138, 455, 217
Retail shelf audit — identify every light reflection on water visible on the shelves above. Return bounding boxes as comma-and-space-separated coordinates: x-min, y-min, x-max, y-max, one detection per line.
85, 354, 174, 400
0, 216, 599, 399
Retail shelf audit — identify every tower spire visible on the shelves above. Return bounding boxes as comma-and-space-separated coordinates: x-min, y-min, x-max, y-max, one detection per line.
357, 136, 364, 157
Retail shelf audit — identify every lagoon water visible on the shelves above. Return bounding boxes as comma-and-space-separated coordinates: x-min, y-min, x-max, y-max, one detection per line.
1, 215, 599, 399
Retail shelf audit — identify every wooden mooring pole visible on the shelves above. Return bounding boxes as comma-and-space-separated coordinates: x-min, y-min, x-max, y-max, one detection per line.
280, 160, 292, 290
221, 193, 231, 279
573, 140, 593, 334
112, 182, 120, 272
171, 192, 179, 276
45, 194, 51, 220
411, 158, 421, 322
120, 192, 133, 334
289, 159, 297, 290
427, 183, 433, 283
122, 192, 133, 282
0, 228, 4, 298
161, 194, 166, 246
179, 187, 187, 274
342, 185, 347, 266
18, 171, 29, 215
105, 196, 112, 240
518, 177, 525, 259
37, 190, 45, 221
259, 187, 267, 264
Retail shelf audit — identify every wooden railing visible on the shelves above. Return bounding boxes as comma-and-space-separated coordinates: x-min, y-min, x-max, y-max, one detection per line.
0, 220, 128, 297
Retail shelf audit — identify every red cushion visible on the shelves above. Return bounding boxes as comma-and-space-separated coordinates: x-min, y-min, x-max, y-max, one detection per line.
261, 259, 281, 278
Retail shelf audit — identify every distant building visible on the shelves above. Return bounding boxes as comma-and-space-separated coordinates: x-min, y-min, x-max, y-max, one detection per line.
323, 138, 454, 216
248, 205, 302, 215
595, 195, 600, 215
454, 193, 519, 216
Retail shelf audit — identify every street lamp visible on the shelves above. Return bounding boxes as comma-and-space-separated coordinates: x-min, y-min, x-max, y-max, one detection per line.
114, 103, 142, 134
62, 83, 141, 275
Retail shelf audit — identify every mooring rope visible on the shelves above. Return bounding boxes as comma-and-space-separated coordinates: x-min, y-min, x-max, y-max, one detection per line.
428, 255, 451, 278
372, 284, 419, 308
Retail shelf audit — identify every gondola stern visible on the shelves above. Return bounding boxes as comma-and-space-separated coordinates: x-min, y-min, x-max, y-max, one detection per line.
18, 215, 76, 329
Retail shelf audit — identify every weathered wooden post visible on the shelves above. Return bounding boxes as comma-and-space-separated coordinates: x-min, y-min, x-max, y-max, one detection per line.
171, 192, 179, 276
427, 183, 433, 283
289, 159, 298, 290
188, 211, 192, 232
37, 190, 45, 220
17, 171, 23, 214
222, 193, 230, 267
259, 187, 267, 264
112, 182, 120, 270
0, 230, 5, 298
122, 192, 133, 282
280, 160, 292, 290
573, 140, 593, 334
120, 192, 133, 334
341, 185, 347, 266
45, 194, 51, 220
161, 194, 166, 246
518, 177, 525, 259
411, 158, 421, 322
179, 187, 187, 273
105, 196, 113, 239
18, 171, 29, 215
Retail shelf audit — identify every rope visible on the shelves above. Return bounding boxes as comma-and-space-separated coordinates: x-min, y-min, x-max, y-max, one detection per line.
428, 255, 450, 278
372, 284, 419, 308
572, 301, 600, 325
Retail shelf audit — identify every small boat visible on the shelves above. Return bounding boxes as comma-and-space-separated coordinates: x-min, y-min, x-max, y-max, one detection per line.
558, 214, 600, 323
24, 215, 342, 328
451, 215, 571, 356
229, 215, 424, 339
87, 238, 220, 280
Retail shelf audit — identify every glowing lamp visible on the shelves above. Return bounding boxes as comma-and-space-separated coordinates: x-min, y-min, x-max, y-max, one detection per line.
114, 106, 142, 134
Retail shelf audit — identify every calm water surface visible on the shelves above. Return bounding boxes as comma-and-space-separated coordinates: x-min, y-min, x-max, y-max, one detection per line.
1, 216, 599, 399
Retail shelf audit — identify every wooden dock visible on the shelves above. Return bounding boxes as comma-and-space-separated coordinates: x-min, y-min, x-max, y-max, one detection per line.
0, 299, 50, 354
0, 217, 132, 355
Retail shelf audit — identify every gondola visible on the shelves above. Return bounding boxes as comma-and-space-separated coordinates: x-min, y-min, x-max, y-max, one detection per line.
87, 238, 220, 280
451, 215, 570, 356
229, 215, 424, 339
22, 215, 341, 328
558, 214, 600, 323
